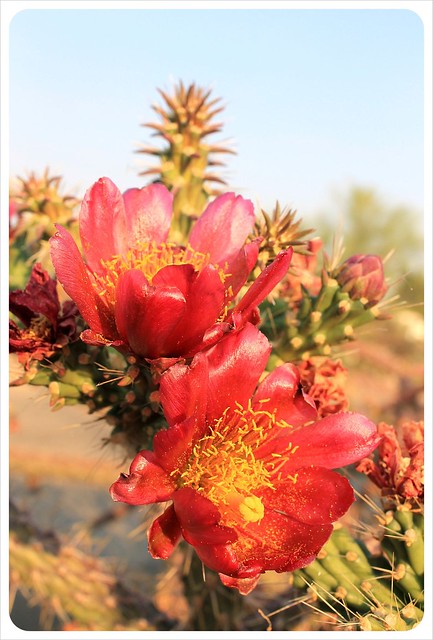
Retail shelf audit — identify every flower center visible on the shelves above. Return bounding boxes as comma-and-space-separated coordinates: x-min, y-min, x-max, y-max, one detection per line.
175, 402, 291, 526
94, 241, 229, 306
22, 314, 52, 341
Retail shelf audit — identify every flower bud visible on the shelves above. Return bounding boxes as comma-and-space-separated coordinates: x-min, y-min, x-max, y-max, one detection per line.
336, 254, 387, 306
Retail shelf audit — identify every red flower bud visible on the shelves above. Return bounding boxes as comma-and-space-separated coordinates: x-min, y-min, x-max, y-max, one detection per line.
336, 254, 387, 306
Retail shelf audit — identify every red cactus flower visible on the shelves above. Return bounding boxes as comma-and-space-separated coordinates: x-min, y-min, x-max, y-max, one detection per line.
50, 177, 292, 365
110, 324, 379, 594
356, 420, 424, 504
297, 356, 349, 418
335, 254, 387, 306
9, 263, 79, 368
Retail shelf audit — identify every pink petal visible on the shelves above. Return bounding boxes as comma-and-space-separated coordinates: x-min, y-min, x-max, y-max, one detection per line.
261, 466, 354, 525
218, 573, 260, 595
50, 225, 116, 337
204, 323, 271, 424
109, 450, 175, 505
148, 505, 182, 559
79, 177, 128, 272
189, 193, 255, 268
173, 487, 237, 546
159, 354, 209, 429
123, 183, 173, 247
114, 270, 187, 358
282, 412, 380, 471
253, 363, 318, 427
229, 248, 293, 325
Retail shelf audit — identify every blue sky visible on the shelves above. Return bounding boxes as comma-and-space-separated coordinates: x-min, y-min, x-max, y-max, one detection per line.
8, 7, 424, 222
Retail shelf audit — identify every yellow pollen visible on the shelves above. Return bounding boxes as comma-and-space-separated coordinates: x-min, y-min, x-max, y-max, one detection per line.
173, 402, 300, 528
239, 495, 265, 523
93, 241, 230, 309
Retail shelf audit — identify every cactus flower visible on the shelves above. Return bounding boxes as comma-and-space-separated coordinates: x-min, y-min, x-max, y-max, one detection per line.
9, 263, 79, 367
110, 324, 379, 594
335, 254, 387, 306
50, 177, 292, 365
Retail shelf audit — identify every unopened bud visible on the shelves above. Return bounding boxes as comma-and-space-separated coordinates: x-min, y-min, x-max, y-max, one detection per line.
335, 254, 387, 306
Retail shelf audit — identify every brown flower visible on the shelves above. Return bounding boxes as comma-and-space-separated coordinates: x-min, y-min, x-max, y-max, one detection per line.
298, 356, 349, 418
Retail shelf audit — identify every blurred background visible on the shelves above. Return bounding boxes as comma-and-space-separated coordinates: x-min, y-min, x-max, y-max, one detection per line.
7, 5, 425, 633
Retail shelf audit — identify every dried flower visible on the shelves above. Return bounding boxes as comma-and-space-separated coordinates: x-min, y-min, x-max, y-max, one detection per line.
297, 356, 349, 417
356, 420, 424, 504
9, 263, 79, 367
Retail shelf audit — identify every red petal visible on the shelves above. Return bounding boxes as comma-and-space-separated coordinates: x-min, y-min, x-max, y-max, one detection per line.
226, 240, 260, 297
240, 510, 333, 573
253, 363, 317, 427
173, 488, 237, 546
148, 505, 182, 559
79, 177, 128, 272
168, 265, 226, 355
282, 412, 380, 471
50, 225, 116, 337
123, 183, 173, 247
261, 466, 354, 525
114, 270, 187, 358
159, 354, 208, 429
204, 323, 271, 424
109, 450, 175, 505
218, 573, 260, 595
229, 248, 293, 324
153, 416, 205, 474
192, 543, 242, 577
189, 193, 255, 269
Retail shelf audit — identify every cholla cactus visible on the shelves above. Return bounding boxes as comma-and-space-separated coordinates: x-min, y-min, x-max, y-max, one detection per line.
9, 169, 79, 288
137, 81, 234, 239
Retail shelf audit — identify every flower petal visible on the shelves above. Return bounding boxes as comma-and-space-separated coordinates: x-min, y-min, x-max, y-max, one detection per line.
253, 363, 317, 427
218, 573, 260, 595
189, 193, 255, 269
173, 487, 237, 546
114, 270, 187, 358
225, 240, 260, 297
204, 323, 271, 424
240, 510, 333, 573
283, 412, 380, 470
79, 177, 128, 272
123, 183, 173, 247
109, 450, 175, 505
261, 466, 354, 525
9, 263, 60, 327
148, 505, 182, 560
159, 354, 208, 429
50, 225, 116, 337
229, 248, 293, 326
153, 416, 206, 474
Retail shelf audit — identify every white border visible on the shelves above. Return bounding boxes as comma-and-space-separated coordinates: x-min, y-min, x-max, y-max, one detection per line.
1, 1, 431, 639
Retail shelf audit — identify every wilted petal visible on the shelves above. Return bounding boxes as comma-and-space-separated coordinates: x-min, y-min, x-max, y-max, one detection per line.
261, 466, 354, 525
110, 451, 175, 505
218, 573, 260, 595
79, 177, 128, 272
148, 505, 182, 559
123, 183, 173, 247
189, 193, 255, 269
9, 263, 60, 327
